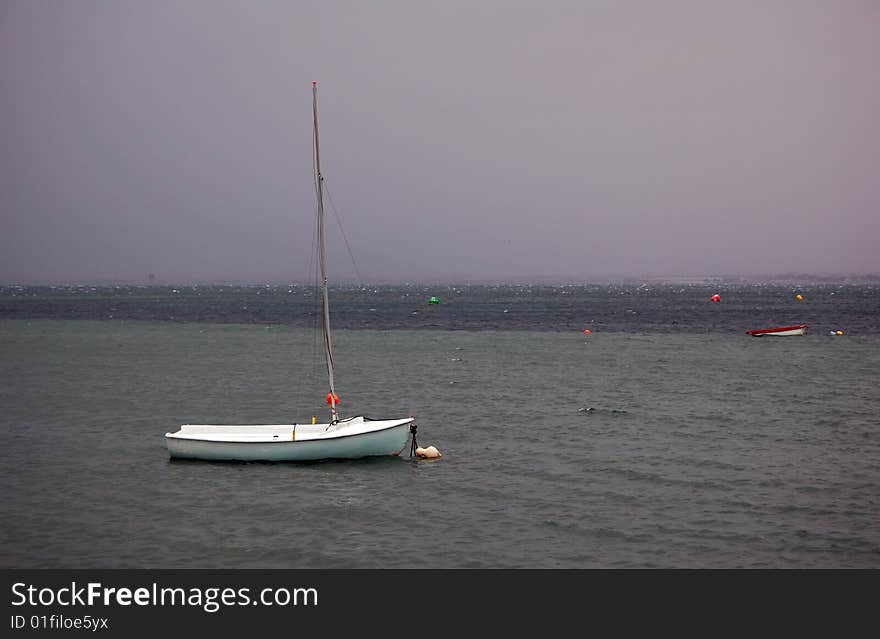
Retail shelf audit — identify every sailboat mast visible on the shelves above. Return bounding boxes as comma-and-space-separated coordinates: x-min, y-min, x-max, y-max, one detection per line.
312, 81, 338, 421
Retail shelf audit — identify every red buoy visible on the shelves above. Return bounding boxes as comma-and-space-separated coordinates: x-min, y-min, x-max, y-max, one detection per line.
710, 294, 721, 302
583, 329, 591, 335
326, 392, 340, 405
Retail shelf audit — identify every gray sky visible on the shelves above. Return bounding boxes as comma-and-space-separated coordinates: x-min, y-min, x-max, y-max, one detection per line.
2, 0, 878, 283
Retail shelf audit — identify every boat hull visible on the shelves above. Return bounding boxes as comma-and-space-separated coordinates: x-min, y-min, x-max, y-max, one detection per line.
745, 324, 808, 336
165, 418, 412, 462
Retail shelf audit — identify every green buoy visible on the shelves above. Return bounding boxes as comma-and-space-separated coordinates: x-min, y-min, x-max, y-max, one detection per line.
428, 296, 440, 305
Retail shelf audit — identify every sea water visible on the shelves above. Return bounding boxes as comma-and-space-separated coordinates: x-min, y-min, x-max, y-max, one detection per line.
0, 284, 878, 567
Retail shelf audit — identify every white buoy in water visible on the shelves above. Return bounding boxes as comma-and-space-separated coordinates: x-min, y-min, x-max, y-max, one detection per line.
415, 445, 442, 459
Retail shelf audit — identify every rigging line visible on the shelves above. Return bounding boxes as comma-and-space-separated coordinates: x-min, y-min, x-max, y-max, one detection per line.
312, 96, 336, 405
312, 84, 337, 413
323, 180, 364, 287
310, 193, 321, 393
288, 126, 321, 412
297, 221, 322, 415
291, 228, 320, 415
308, 130, 319, 288
305, 119, 322, 401
317, 189, 334, 380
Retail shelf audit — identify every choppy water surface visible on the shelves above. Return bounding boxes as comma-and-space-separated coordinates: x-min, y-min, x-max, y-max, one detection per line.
0, 285, 878, 567
2, 281, 879, 333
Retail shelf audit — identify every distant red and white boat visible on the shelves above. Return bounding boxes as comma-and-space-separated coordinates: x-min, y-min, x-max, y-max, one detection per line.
745, 324, 808, 337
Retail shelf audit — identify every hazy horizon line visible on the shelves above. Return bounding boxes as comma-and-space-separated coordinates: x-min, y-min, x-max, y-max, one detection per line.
3, 272, 879, 287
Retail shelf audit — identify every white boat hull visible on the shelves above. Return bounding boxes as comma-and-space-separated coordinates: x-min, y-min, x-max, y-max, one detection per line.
758, 327, 806, 336
745, 324, 808, 337
165, 416, 413, 461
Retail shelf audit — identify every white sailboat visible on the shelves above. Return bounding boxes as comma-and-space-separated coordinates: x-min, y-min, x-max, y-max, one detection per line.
165, 82, 415, 461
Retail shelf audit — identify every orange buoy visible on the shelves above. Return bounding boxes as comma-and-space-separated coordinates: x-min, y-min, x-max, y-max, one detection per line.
325, 392, 340, 406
